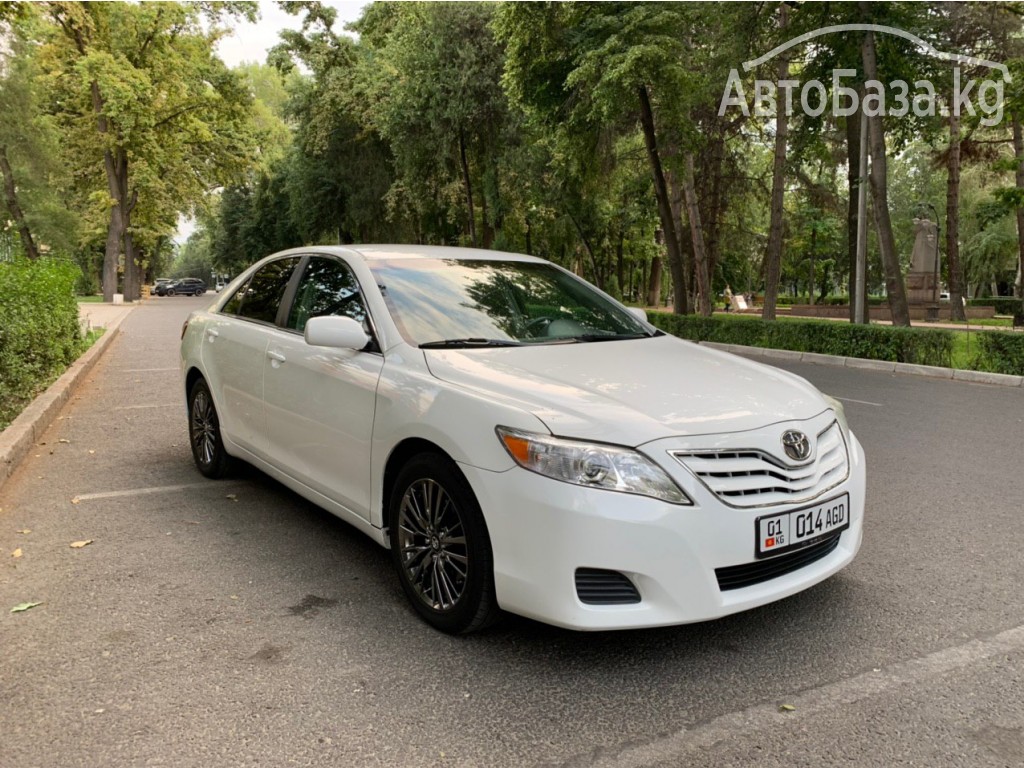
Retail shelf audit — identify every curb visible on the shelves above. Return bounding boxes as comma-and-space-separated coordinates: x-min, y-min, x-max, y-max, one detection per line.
699, 341, 1024, 388
0, 309, 132, 492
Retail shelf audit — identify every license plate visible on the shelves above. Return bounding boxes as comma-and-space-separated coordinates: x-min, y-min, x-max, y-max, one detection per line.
755, 494, 849, 558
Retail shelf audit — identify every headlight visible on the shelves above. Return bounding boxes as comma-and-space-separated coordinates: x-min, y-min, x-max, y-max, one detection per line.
823, 395, 849, 436
496, 427, 691, 505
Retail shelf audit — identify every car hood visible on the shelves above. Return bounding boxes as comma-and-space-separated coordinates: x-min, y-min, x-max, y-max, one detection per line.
423, 335, 828, 446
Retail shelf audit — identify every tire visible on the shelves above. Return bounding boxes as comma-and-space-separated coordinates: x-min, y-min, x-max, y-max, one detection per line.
188, 379, 232, 479
194, 289, 204, 296
388, 453, 500, 634
167, 288, 176, 296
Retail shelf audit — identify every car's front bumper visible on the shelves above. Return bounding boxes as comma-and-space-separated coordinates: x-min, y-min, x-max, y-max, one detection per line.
460, 430, 865, 631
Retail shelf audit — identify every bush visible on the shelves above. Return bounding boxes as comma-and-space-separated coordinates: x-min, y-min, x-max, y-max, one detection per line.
967, 297, 1023, 315
971, 331, 1024, 376
648, 313, 955, 367
0, 257, 85, 429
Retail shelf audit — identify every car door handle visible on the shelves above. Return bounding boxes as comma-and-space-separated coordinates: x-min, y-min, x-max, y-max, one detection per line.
267, 350, 287, 364
206, 329, 219, 341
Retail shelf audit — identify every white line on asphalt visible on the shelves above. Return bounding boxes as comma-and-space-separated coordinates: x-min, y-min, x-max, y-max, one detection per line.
834, 396, 883, 407
585, 623, 1024, 767
74, 482, 239, 501
112, 404, 181, 410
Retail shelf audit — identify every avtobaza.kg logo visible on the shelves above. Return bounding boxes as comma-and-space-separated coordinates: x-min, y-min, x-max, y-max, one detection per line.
718, 24, 1008, 127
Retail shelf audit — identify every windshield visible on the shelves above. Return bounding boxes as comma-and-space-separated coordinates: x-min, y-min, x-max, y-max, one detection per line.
367, 258, 652, 347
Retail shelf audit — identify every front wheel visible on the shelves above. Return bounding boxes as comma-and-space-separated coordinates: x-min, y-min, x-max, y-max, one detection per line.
188, 379, 232, 478
388, 453, 500, 634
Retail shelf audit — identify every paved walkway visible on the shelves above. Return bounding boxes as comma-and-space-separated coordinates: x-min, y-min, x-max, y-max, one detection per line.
78, 301, 138, 332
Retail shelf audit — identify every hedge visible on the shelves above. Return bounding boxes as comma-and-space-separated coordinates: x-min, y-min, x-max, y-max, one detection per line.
967, 297, 1024, 315
0, 257, 85, 429
647, 312, 955, 368
972, 331, 1024, 375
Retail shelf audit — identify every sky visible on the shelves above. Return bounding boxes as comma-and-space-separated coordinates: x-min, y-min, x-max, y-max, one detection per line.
175, 1, 368, 243
215, 0, 368, 69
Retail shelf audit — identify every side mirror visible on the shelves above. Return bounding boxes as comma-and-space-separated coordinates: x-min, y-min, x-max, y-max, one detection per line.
304, 315, 370, 351
627, 307, 648, 323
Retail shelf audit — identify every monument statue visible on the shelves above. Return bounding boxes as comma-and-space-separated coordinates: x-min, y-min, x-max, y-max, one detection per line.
907, 217, 939, 304
911, 218, 938, 273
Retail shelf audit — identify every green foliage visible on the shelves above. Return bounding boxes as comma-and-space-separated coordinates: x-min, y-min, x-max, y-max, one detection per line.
971, 331, 1024, 375
967, 297, 1024, 315
0, 256, 84, 428
647, 313, 955, 367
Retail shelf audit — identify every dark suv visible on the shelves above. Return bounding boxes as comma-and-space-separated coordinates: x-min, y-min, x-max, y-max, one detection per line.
158, 278, 206, 296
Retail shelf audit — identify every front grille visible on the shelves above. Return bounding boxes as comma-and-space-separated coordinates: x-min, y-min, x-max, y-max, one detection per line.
575, 568, 641, 605
672, 421, 849, 508
715, 532, 843, 591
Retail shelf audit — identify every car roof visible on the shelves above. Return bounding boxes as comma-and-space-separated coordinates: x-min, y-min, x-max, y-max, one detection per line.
301, 244, 548, 265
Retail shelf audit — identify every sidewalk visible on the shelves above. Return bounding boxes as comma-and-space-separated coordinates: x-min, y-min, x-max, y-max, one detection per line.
78, 300, 138, 332
1, 302, 137, 489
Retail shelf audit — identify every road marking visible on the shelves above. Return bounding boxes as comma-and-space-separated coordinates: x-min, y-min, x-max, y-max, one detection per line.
112, 404, 181, 410
74, 482, 239, 501
581, 623, 1024, 767
834, 396, 883, 407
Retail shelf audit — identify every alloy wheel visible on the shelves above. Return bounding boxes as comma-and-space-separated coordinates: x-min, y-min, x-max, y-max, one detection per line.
397, 478, 469, 611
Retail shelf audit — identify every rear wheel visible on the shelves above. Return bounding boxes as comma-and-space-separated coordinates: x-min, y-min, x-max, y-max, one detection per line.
388, 453, 500, 634
188, 379, 232, 478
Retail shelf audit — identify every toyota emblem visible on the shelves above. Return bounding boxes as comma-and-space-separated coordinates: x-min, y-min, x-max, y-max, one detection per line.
781, 430, 811, 461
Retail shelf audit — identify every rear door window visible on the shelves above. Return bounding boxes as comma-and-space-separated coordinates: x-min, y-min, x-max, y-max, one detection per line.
234, 257, 301, 325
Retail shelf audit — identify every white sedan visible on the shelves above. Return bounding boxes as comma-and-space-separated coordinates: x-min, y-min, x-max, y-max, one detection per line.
181, 245, 865, 633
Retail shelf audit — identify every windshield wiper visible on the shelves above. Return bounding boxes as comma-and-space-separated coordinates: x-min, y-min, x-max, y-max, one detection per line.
568, 332, 654, 343
419, 338, 522, 349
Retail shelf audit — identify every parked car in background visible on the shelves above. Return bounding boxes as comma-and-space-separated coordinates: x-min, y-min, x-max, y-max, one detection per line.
158, 277, 206, 296
180, 245, 865, 634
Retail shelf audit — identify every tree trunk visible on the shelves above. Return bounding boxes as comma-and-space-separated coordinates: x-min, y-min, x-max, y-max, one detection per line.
681, 153, 712, 316
638, 84, 689, 314
1013, 117, 1024, 300
647, 255, 662, 307
809, 225, 817, 305
946, 111, 967, 320
569, 213, 603, 289
616, 229, 625, 295
845, 96, 867, 322
861, 27, 911, 326
0, 144, 40, 260
762, 2, 789, 321
458, 128, 477, 247
481, 189, 493, 249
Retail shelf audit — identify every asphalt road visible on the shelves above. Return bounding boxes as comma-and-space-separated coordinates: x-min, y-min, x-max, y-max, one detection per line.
2, 296, 1022, 767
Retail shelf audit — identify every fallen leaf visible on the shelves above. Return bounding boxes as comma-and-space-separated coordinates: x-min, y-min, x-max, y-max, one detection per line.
229, 595, 239, 600
10, 601, 42, 613
779, 704, 796, 712
225, 494, 237, 501
12, 548, 23, 558
70, 540, 94, 548
58, 438, 70, 444
17, 529, 31, 534
71, 497, 81, 505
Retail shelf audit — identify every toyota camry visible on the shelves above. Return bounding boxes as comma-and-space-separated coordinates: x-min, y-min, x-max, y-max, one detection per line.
180, 245, 865, 633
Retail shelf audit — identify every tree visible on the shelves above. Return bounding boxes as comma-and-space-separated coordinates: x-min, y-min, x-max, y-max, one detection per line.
41, 2, 258, 300
0, 12, 78, 260
760, 2, 789, 320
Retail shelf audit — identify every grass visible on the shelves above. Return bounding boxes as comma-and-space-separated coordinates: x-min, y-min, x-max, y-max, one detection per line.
945, 317, 1013, 328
